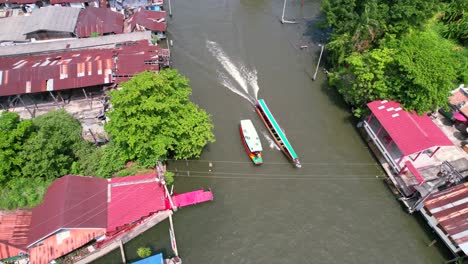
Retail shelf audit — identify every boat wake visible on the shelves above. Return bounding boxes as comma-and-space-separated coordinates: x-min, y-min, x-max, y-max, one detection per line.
261, 131, 280, 151
206, 40, 259, 105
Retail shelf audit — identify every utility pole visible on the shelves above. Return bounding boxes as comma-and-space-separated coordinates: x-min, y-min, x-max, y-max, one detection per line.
280, 0, 296, 24
168, 0, 172, 17
313, 44, 325, 81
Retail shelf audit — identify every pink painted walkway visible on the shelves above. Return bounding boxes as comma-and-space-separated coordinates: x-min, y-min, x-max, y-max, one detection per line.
173, 189, 213, 208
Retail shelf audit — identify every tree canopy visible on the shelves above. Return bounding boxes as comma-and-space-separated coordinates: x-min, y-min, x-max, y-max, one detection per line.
321, 0, 466, 115
105, 69, 215, 167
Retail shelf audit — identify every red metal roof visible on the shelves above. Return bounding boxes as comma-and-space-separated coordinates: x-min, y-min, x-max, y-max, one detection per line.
0, 41, 168, 97
0, 0, 35, 4
128, 9, 167, 32
0, 210, 32, 259
29, 228, 106, 264
75, 8, 124, 38
49, 0, 89, 4
0, 49, 114, 97
107, 174, 169, 232
368, 100, 453, 156
27, 175, 108, 248
424, 182, 468, 255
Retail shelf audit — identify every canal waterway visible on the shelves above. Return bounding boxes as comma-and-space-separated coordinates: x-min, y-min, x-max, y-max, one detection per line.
95, 0, 450, 263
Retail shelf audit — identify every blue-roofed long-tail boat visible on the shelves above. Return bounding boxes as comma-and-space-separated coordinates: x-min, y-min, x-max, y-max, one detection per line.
255, 99, 301, 168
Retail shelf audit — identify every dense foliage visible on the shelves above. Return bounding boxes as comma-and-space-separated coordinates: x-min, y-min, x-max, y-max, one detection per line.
106, 69, 215, 167
322, 0, 467, 115
0, 69, 213, 209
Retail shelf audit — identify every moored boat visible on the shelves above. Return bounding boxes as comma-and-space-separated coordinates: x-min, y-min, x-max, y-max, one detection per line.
239, 119, 263, 165
255, 99, 301, 168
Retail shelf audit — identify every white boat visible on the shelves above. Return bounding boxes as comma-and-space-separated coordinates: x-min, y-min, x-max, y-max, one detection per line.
239, 119, 263, 165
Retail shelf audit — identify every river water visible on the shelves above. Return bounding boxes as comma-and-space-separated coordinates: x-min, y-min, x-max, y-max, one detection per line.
94, 0, 450, 263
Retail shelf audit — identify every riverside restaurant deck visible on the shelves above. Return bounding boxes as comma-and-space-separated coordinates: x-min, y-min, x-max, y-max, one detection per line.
359, 100, 468, 258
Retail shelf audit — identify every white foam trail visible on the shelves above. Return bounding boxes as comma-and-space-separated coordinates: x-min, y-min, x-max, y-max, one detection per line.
240, 65, 260, 100
207, 41, 249, 93
219, 72, 255, 105
261, 131, 280, 151
206, 40, 259, 104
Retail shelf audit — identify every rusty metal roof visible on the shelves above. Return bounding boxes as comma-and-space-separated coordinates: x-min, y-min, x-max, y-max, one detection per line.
75, 8, 124, 38
0, 41, 168, 96
0, 48, 114, 97
424, 182, 468, 255
0, 210, 32, 259
28, 228, 106, 264
127, 9, 167, 32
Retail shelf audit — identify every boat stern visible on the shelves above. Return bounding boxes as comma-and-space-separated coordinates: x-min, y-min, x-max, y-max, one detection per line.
293, 159, 301, 168
250, 153, 263, 165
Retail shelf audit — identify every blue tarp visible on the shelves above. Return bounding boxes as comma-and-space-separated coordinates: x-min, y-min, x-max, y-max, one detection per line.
132, 253, 164, 264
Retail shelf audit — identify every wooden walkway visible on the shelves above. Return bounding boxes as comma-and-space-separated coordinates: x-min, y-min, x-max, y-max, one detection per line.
75, 210, 173, 264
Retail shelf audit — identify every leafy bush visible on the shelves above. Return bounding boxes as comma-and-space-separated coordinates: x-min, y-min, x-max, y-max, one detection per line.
137, 247, 152, 258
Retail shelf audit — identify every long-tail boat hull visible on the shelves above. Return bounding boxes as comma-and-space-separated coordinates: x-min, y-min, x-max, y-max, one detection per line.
255, 99, 301, 168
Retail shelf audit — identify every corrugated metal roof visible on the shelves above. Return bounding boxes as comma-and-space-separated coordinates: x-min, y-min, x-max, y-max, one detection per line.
0, 48, 115, 96
27, 175, 108, 248
0, 15, 30, 43
25, 6, 81, 35
29, 228, 106, 264
0, 0, 36, 4
0, 210, 32, 259
424, 182, 468, 255
0, 31, 152, 57
107, 174, 168, 232
75, 7, 124, 38
367, 100, 453, 156
0, 41, 168, 96
127, 9, 167, 32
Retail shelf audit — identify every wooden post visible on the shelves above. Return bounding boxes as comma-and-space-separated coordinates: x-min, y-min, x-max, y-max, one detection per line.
17, 95, 35, 118
313, 44, 325, 80
169, 214, 179, 256
427, 239, 437, 247
119, 240, 126, 264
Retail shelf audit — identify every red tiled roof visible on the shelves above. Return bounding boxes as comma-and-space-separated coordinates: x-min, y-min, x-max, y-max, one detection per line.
368, 100, 453, 156
107, 174, 169, 232
424, 182, 468, 255
29, 228, 106, 264
128, 9, 167, 32
27, 175, 108, 248
0, 210, 32, 259
75, 8, 124, 38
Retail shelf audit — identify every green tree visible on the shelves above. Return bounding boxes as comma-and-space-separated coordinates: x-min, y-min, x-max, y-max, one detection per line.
137, 247, 152, 258
0, 177, 51, 209
20, 110, 86, 179
390, 30, 460, 113
0, 112, 33, 182
105, 70, 215, 167
329, 47, 397, 114
439, 0, 468, 45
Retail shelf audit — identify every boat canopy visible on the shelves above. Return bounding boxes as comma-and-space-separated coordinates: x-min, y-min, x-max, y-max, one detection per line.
240, 119, 263, 152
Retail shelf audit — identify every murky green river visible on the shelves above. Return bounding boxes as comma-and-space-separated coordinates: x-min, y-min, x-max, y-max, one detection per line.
94, 0, 450, 263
